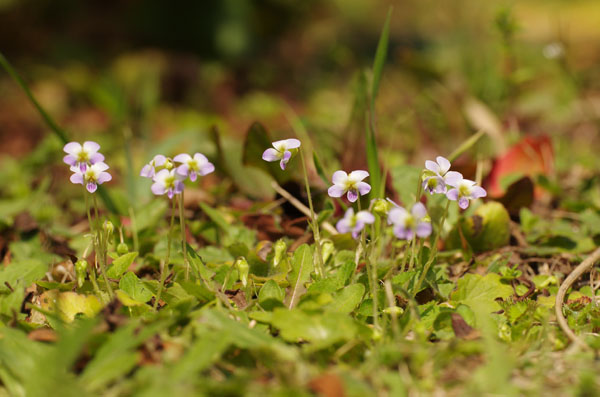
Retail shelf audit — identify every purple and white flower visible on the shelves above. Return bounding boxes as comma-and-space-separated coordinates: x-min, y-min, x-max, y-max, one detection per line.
63, 141, 104, 171
70, 162, 112, 193
262, 139, 301, 170
327, 170, 371, 203
445, 174, 487, 209
422, 156, 462, 195
336, 208, 375, 239
140, 155, 167, 179
173, 153, 215, 182
151, 169, 185, 199
388, 202, 432, 240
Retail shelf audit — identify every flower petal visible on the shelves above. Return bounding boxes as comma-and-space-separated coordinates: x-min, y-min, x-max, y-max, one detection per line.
470, 186, 487, 199
262, 148, 280, 162
176, 164, 190, 176
282, 138, 301, 149
331, 170, 348, 185
151, 182, 167, 195
63, 142, 82, 155
173, 153, 192, 163
193, 153, 209, 164
97, 172, 112, 184
356, 211, 375, 224
436, 156, 451, 174
393, 225, 409, 240
327, 184, 346, 198
63, 154, 77, 166
70, 172, 84, 185
189, 170, 197, 182
140, 164, 154, 178
92, 162, 109, 172
174, 180, 185, 194
388, 207, 408, 225
425, 160, 441, 174
347, 189, 358, 202
411, 202, 427, 219
199, 162, 215, 176
86, 182, 98, 193
82, 141, 100, 154
336, 218, 352, 234
458, 197, 470, 209
153, 154, 167, 166
416, 222, 432, 238
90, 152, 105, 164
356, 181, 371, 196
348, 170, 369, 182
446, 188, 459, 201
167, 189, 174, 199
444, 171, 463, 187
279, 150, 292, 170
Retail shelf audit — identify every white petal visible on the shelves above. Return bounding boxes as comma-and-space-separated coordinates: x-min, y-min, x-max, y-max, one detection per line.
331, 170, 348, 184
348, 170, 369, 182
436, 156, 451, 174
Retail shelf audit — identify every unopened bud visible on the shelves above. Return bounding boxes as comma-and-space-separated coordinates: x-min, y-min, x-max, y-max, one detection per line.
373, 199, 391, 216
117, 242, 129, 255
75, 259, 88, 288
103, 221, 114, 235
272, 240, 287, 268
321, 240, 334, 263
235, 257, 250, 287
164, 158, 174, 170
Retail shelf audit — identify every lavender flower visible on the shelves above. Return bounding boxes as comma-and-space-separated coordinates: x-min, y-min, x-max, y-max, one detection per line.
262, 139, 301, 170
140, 155, 167, 178
388, 202, 432, 240
70, 162, 112, 193
173, 153, 215, 181
151, 169, 185, 199
336, 208, 375, 239
63, 141, 104, 171
422, 156, 462, 195
328, 170, 371, 202
445, 173, 487, 209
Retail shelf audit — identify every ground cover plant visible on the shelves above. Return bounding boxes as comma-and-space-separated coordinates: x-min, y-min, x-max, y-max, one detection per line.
1, 1, 600, 395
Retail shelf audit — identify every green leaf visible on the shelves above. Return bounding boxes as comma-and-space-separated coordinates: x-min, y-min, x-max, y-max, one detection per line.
451, 273, 513, 313
371, 6, 393, 107
106, 252, 138, 279
0, 260, 47, 293
312, 151, 330, 186
325, 283, 365, 314
390, 164, 421, 206
258, 280, 285, 310
286, 244, 314, 308
119, 272, 153, 303
171, 329, 231, 380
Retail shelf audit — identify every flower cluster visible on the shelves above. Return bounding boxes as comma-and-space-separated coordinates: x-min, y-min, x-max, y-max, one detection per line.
387, 202, 432, 241
64, 141, 111, 193
422, 156, 486, 209
141, 152, 214, 198
336, 208, 375, 238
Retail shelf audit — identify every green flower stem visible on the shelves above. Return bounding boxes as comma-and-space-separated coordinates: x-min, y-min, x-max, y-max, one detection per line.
92, 194, 114, 300
154, 197, 177, 310
358, 200, 379, 330
84, 193, 102, 297
299, 150, 325, 278
413, 199, 451, 296
179, 192, 190, 280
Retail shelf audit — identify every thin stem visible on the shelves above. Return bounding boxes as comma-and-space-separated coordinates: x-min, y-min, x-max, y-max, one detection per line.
299, 150, 325, 278
84, 193, 102, 296
358, 199, 379, 329
154, 198, 177, 310
179, 192, 190, 280
413, 200, 451, 295
92, 194, 114, 299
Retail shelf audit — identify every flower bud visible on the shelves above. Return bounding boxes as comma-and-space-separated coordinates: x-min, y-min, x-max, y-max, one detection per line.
272, 240, 287, 268
321, 240, 334, 264
372, 199, 391, 216
164, 158, 174, 170
117, 242, 129, 255
103, 220, 114, 236
75, 259, 88, 288
235, 257, 250, 287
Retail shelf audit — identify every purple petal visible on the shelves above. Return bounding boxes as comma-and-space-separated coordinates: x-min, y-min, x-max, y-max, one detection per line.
458, 197, 470, 209
446, 189, 459, 201
356, 211, 375, 224
63, 154, 77, 166
79, 163, 87, 172
70, 173, 84, 185
173, 153, 192, 163
153, 155, 166, 166
167, 189, 174, 199
97, 172, 112, 184
356, 182, 371, 196
90, 152, 104, 164
82, 141, 100, 153
283, 138, 301, 149
411, 202, 427, 219
151, 182, 166, 196
86, 182, 97, 193
193, 153, 209, 163
416, 222, 432, 238
347, 189, 358, 203
436, 156, 451, 174
140, 164, 154, 178
63, 142, 81, 155
444, 171, 463, 187
351, 223, 365, 239
262, 148, 280, 162
331, 170, 348, 185
425, 160, 441, 174
174, 180, 185, 194
388, 207, 408, 225
393, 225, 409, 240
336, 218, 352, 234
189, 170, 197, 182
279, 151, 292, 170
328, 184, 346, 198
176, 164, 190, 177
199, 162, 215, 176
470, 186, 487, 199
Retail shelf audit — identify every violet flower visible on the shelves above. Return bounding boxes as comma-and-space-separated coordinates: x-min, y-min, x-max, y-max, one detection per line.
70, 162, 112, 193
336, 208, 375, 239
173, 153, 215, 181
328, 170, 371, 202
388, 202, 432, 240
151, 169, 185, 199
63, 141, 104, 171
140, 155, 167, 179
422, 156, 462, 195
262, 139, 301, 170
445, 173, 487, 209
